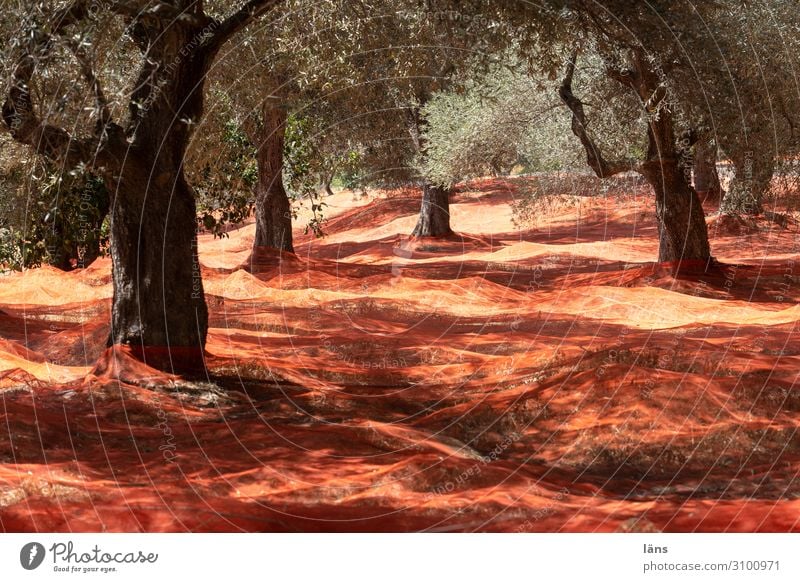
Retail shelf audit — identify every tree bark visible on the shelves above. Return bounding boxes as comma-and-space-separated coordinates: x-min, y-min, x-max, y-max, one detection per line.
693, 140, 723, 205
251, 102, 294, 255
108, 163, 208, 368
641, 158, 711, 263
104, 18, 214, 370
630, 51, 710, 264
323, 173, 335, 197
412, 183, 452, 237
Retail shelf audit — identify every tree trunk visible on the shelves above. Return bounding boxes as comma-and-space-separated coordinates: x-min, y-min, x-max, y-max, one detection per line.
721, 153, 772, 215
324, 174, 335, 197
2, 1, 282, 375
107, 163, 208, 370
251, 103, 293, 255
693, 141, 723, 205
103, 19, 215, 372
77, 179, 110, 269
630, 50, 711, 266
412, 183, 452, 237
561, 49, 712, 266
641, 159, 711, 264
407, 98, 453, 237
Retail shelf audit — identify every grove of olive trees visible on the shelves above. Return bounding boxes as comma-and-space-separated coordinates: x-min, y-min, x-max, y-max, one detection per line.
2, 0, 800, 540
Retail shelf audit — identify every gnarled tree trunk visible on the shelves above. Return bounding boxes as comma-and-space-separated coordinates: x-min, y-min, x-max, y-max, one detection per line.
559, 50, 711, 267
641, 158, 710, 263
251, 102, 293, 257
105, 20, 214, 371
632, 53, 710, 264
412, 183, 452, 237
3, 0, 284, 374
323, 173, 335, 197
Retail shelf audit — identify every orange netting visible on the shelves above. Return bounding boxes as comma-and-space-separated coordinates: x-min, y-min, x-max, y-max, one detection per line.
2, 179, 800, 532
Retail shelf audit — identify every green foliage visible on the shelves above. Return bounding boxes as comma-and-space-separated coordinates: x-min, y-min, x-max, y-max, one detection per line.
283, 114, 318, 199
421, 55, 643, 190
0, 164, 110, 272
283, 113, 327, 236
338, 151, 365, 190
192, 112, 258, 238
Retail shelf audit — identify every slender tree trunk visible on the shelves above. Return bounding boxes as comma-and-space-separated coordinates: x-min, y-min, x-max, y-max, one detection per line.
324, 173, 335, 197
412, 183, 452, 237
251, 102, 293, 255
78, 181, 110, 268
693, 141, 723, 205
46, 220, 76, 272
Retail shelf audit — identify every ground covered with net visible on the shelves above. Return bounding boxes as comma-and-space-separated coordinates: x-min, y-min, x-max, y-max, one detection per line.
2, 178, 800, 532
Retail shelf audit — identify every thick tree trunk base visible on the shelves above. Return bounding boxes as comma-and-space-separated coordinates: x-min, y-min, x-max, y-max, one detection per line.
642, 160, 712, 265
411, 184, 452, 237
245, 244, 300, 273
657, 257, 717, 275
107, 171, 208, 374
90, 344, 206, 382
248, 190, 294, 272
252, 194, 293, 253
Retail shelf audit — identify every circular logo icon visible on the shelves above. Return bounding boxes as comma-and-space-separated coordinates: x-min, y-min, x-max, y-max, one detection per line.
20, 542, 46, 570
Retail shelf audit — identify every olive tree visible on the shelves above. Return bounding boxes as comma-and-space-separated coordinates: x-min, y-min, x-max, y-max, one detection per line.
2, 0, 287, 371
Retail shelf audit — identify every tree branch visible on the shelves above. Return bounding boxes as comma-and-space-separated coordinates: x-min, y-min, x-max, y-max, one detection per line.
2, 53, 99, 167
1, 8, 116, 168
558, 53, 635, 178
67, 39, 112, 131
206, 0, 284, 53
